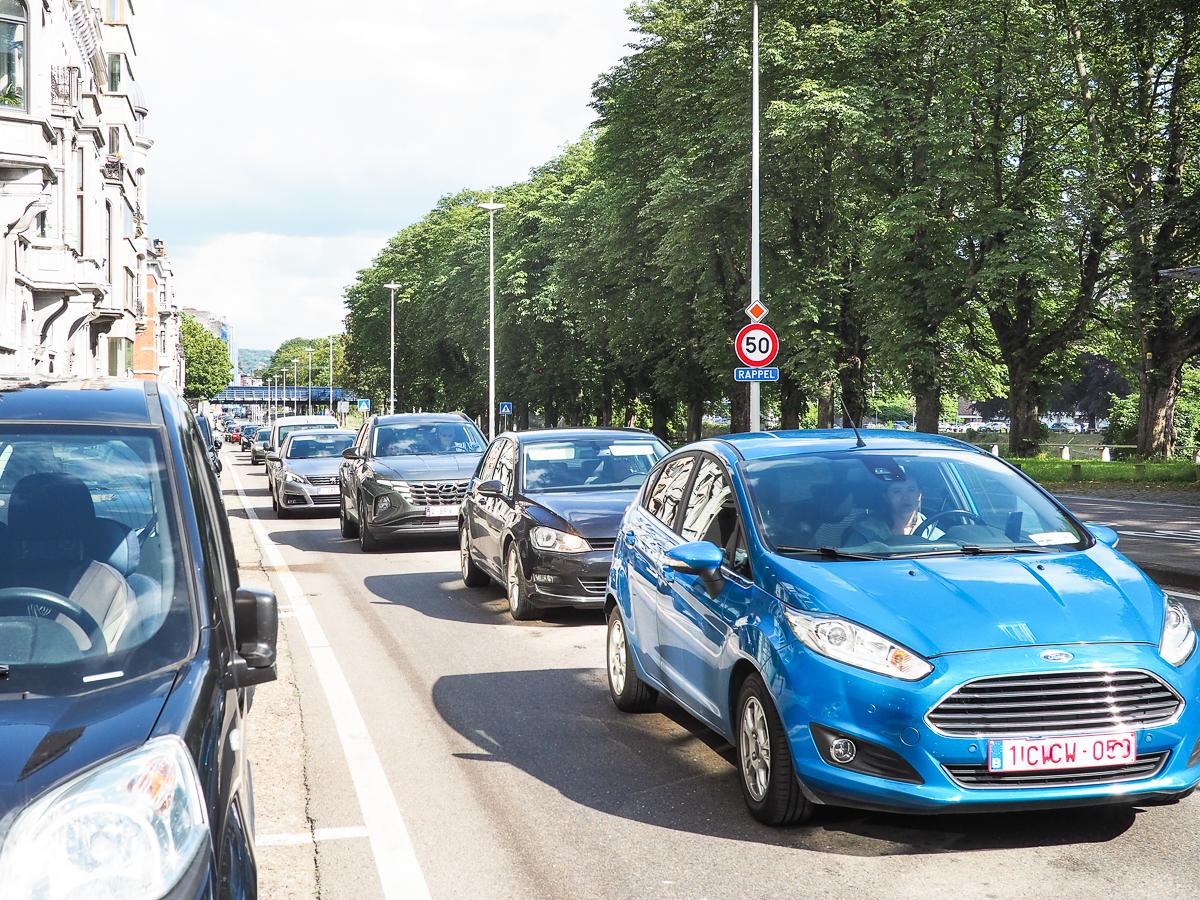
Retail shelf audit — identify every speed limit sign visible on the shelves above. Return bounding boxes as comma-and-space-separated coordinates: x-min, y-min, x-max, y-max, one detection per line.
735, 322, 779, 367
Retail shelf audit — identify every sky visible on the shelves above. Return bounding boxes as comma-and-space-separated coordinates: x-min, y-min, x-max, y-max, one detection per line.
133, 1, 638, 350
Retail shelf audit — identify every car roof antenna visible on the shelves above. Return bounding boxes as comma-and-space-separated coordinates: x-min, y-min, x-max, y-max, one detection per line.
838, 397, 867, 448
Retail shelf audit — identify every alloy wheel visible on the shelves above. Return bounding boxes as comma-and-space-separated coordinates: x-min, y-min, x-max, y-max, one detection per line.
460, 528, 472, 581
740, 696, 771, 802
608, 617, 627, 694
506, 549, 521, 615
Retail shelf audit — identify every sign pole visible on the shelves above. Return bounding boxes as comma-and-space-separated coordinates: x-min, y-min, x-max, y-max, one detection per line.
749, 0, 761, 433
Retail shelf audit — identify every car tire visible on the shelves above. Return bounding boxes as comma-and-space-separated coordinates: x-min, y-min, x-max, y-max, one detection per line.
460, 524, 489, 587
276, 490, 292, 519
358, 498, 381, 552
270, 488, 279, 513
340, 494, 360, 539
606, 605, 657, 712
505, 543, 537, 621
736, 673, 811, 826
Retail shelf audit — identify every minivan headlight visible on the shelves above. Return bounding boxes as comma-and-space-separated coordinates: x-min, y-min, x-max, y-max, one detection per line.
784, 609, 933, 681
530, 526, 591, 553
0, 735, 209, 899
1161, 596, 1196, 667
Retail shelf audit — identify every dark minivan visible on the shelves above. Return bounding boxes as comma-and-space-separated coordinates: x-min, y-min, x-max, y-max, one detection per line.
0, 378, 277, 898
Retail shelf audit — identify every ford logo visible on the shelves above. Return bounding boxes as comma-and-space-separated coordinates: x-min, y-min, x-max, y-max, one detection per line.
1041, 650, 1074, 663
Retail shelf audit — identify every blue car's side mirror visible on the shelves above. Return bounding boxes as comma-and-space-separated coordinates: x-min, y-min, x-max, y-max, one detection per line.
664, 541, 725, 575
1086, 524, 1120, 548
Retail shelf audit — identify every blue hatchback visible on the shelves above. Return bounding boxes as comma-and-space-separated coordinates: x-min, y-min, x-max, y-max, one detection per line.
605, 430, 1200, 824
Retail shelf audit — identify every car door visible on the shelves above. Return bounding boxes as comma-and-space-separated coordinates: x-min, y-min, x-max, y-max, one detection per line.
623, 453, 696, 679
341, 421, 369, 518
464, 438, 503, 569
476, 438, 518, 573
657, 454, 753, 728
347, 419, 376, 519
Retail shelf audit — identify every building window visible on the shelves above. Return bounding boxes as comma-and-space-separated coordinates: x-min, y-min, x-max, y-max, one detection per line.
77, 196, 84, 255
34, 210, 46, 238
0, 1, 26, 110
125, 268, 135, 311
107, 54, 121, 93
105, 0, 124, 23
105, 201, 112, 279
122, 201, 133, 240
108, 126, 120, 155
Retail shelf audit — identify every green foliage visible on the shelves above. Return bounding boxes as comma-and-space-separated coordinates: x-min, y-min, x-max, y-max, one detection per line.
264, 336, 347, 390
180, 314, 232, 401
1108, 365, 1200, 453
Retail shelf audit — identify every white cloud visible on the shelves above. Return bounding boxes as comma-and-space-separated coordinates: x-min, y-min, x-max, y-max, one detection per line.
171, 232, 387, 348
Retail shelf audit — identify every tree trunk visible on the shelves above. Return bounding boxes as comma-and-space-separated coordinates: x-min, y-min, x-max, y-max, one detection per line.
651, 396, 671, 441
516, 400, 530, 431
1006, 369, 1041, 457
816, 383, 835, 429
1137, 362, 1182, 459
913, 367, 941, 434
544, 399, 557, 430
686, 394, 704, 442
730, 386, 750, 434
837, 283, 868, 428
780, 374, 803, 429
599, 388, 613, 428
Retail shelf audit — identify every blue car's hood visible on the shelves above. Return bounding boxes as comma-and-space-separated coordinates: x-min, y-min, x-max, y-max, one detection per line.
772, 550, 1163, 656
524, 489, 638, 539
0, 671, 176, 824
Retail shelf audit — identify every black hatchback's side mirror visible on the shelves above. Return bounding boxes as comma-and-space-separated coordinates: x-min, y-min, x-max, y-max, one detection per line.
226, 586, 278, 689
342, 447, 361, 460
475, 479, 505, 497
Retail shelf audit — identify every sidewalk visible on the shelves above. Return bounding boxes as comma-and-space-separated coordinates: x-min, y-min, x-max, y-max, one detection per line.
224, 466, 319, 899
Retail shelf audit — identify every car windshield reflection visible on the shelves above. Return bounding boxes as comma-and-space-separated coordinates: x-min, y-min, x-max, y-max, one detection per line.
522, 439, 669, 492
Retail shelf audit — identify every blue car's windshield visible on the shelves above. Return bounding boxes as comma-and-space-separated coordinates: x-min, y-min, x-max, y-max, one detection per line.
742, 450, 1087, 559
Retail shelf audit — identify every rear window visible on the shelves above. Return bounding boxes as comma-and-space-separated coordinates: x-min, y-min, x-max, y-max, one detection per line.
278, 422, 336, 444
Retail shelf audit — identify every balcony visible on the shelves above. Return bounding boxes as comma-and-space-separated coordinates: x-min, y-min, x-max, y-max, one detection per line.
102, 156, 124, 181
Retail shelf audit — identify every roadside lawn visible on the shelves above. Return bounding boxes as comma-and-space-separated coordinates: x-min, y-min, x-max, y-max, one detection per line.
1015, 457, 1200, 487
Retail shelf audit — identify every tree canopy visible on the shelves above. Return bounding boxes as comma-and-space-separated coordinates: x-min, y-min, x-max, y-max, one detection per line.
180, 314, 232, 401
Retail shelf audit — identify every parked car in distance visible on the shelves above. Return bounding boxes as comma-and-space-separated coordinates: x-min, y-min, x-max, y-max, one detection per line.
606, 428, 1198, 825
194, 413, 223, 473
0, 377, 278, 895
268, 429, 357, 518
461, 429, 669, 620
264, 415, 339, 480
250, 425, 273, 464
227, 424, 243, 444
339, 413, 487, 551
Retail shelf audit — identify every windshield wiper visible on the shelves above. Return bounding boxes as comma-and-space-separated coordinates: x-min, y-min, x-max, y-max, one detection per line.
776, 546, 884, 561
898, 544, 1060, 558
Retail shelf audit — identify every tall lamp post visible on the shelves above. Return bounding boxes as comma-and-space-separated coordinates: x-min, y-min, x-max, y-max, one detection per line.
749, 0, 762, 433
292, 359, 299, 417
306, 347, 315, 416
328, 334, 335, 418
478, 200, 505, 440
281, 369, 287, 416
384, 282, 400, 414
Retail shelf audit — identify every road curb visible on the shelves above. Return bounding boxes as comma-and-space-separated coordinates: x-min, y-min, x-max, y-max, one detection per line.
1143, 566, 1200, 593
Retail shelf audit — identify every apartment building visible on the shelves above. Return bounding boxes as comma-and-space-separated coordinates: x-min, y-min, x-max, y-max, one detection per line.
0, 0, 182, 386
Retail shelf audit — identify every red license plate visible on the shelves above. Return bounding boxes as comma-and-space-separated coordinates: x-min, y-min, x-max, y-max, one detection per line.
987, 732, 1136, 772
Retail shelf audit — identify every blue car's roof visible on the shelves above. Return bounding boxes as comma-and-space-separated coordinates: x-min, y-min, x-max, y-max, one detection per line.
0, 377, 152, 425
711, 429, 982, 461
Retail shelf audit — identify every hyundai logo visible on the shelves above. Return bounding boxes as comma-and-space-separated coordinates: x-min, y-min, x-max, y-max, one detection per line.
1041, 650, 1074, 663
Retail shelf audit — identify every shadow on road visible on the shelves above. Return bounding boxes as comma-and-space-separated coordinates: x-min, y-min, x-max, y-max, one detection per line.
432, 667, 1143, 856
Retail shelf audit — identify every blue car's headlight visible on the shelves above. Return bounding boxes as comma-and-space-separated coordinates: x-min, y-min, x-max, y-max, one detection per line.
1161, 596, 1196, 667
784, 609, 932, 681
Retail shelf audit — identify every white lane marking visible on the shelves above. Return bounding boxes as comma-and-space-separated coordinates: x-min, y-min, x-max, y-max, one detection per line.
1061, 495, 1200, 511
229, 464, 431, 900
258, 826, 372, 847
1119, 530, 1200, 544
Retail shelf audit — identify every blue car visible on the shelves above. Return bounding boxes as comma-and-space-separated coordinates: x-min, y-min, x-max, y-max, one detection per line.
605, 430, 1199, 824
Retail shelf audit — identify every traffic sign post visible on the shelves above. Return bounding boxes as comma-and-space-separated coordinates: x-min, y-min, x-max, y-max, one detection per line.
498, 402, 513, 416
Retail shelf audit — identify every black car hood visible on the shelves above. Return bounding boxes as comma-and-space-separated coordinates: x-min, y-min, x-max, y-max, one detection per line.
524, 489, 639, 539
373, 455, 482, 481
0, 670, 176, 825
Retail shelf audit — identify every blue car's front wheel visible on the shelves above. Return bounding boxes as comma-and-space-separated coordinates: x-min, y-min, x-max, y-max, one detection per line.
736, 674, 811, 826
606, 607, 657, 712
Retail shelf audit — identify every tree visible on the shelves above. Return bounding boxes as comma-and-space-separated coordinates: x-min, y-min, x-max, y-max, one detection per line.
180, 314, 232, 401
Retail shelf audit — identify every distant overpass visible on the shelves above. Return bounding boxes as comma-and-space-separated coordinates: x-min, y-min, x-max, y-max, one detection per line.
211, 385, 359, 405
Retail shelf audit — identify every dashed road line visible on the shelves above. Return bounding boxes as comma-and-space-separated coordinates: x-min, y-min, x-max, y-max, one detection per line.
258, 826, 371, 847
229, 462, 431, 900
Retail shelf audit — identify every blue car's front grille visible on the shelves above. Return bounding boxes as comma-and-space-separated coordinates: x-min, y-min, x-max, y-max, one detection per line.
945, 751, 1169, 789
927, 670, 1182, 737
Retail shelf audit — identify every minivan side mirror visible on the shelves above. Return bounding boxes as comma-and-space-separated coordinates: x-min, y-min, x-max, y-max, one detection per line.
265, 452, 280, 463
1086, 523, 1120, 548
226, 586, 278, 689
475, 479, 505, 497
342, 447, 361, 460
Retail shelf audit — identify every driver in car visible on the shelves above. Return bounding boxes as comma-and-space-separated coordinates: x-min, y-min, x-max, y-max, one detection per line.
851, 472, 943, 542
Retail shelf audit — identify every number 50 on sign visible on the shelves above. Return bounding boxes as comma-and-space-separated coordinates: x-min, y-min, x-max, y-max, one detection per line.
735, 322, 779, 368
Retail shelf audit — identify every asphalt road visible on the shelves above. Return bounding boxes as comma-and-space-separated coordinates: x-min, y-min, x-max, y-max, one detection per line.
1060, 494, 1200, 589
224, 450, 1200, 899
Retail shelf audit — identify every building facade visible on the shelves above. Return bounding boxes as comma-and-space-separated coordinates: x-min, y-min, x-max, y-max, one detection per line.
0, 0, 182, 386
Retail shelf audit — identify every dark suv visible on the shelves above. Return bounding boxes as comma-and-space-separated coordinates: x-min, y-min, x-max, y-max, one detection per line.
339, 413, 487, 551
0, 378, 277, 897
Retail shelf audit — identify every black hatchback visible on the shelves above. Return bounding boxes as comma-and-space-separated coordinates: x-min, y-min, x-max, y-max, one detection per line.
460, 429, 668, 620
0, 378, 277, 898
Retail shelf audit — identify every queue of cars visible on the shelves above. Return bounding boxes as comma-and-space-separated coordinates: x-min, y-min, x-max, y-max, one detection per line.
244, 409, 1200, 827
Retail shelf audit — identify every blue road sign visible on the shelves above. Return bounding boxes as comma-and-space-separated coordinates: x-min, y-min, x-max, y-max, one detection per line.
357, 398, 372, 412
499, 402, 513, 416
734, 367, 779, 382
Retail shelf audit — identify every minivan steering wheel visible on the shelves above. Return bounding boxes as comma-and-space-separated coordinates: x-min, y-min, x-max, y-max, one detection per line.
916, 509, 989, 538
0, 587, 106, 650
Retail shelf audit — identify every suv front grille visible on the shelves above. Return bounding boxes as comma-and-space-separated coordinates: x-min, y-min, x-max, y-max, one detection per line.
409, 480, 469, 506
945, 751, 1168, 789
927, 670, 1182, 737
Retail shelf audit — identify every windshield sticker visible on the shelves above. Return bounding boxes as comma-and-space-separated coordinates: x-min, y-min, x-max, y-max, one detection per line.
526, 447, 575, 461
1029, 532, 1077, 546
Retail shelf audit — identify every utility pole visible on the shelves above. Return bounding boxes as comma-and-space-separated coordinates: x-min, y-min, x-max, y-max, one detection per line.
749, 0, 761, 433
384, 283, 400, 415
478, 200, 505, 440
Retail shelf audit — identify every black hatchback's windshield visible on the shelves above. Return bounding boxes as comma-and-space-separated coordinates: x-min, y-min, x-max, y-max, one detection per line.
0, 426, 193, 694
522, 438, 669, 492
743, 450, 1087, 559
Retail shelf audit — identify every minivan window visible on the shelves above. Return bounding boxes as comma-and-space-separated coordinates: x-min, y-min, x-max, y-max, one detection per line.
0, 426, 194, 694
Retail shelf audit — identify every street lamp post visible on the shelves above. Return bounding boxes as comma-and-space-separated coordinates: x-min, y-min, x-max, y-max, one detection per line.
306, 347, 315, 416
292, 359, 299, 417
477, 200, 505, 440
281, 369, 287, 416
384, 282, 400, 415
749, 0, 762, 433
328, 335, 334, 419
